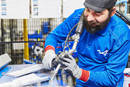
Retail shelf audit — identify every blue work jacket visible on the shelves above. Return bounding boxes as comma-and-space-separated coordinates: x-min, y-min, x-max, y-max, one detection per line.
45, 8, 130, 87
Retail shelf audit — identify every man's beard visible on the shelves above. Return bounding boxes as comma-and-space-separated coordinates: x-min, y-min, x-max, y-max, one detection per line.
83, 16, 111, 34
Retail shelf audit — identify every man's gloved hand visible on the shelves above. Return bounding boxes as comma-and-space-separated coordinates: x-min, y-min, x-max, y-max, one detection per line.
42, 50, 57, 69
59, 53, 82, 79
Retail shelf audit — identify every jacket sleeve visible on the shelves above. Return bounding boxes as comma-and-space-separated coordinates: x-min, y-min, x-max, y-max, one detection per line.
44, 9, 84, 49
84, 28, 130, 87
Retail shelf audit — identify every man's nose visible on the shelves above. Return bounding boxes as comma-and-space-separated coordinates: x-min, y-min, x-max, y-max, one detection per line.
87, 14, 95, 22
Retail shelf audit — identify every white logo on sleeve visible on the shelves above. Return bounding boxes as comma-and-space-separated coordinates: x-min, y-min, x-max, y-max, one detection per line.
97, 50, 108, 56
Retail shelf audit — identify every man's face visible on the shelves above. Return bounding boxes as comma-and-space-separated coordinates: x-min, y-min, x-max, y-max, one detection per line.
83, 8, 111, 34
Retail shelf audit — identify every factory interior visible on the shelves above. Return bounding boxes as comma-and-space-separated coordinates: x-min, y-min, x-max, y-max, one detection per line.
0, 0, 130, 87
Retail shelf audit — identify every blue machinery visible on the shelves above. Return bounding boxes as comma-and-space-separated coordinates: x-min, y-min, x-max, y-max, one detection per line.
24, 21, 50, 64
28, 30, 43, 63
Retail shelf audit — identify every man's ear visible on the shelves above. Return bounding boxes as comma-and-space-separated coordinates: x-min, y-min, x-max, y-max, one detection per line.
110, 7, 116, 17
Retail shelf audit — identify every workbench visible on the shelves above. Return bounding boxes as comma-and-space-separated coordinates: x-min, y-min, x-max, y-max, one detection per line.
0, 64, 69, 87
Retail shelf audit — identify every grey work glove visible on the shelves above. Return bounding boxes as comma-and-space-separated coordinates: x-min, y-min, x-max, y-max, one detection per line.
42, 50, 57, 69
59, 53, 82, 79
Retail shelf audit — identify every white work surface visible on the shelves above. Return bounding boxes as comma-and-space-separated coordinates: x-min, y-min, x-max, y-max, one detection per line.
1, 64, 130, 87
0, 64, 69, 87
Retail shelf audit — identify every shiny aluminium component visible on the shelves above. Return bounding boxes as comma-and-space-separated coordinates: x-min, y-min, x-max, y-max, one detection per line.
50, 13, 84, 82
